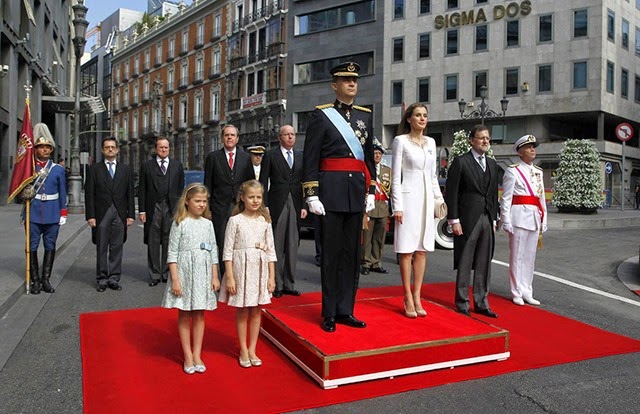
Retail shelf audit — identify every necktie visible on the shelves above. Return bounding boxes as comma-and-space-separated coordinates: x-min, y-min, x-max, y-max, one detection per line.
228, 152, 234, 169
108, 162, 115, 178
478, 156, 486, 172
160, 159, 166, 174
286, 150, 293, 168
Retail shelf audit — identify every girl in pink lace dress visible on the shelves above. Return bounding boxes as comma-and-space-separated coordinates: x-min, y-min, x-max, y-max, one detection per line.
218, 180, 276, 368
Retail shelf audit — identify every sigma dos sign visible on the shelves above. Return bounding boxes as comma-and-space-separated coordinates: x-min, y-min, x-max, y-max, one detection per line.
435, 1, 532, 30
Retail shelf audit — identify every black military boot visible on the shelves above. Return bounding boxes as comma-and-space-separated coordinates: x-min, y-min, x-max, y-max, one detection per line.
29, 251, 41, 294
41, 250, 56, 294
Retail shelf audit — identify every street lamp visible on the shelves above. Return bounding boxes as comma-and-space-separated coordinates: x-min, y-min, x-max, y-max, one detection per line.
458, 85, 509, 125
68, 0, 89, 214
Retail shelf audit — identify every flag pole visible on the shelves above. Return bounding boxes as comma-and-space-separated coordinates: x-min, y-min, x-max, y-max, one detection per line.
25, 199, 31, 294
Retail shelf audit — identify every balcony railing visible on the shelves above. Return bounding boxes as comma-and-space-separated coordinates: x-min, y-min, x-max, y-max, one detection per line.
228, 98, 241, 112
266, 88, 284, 103
141, 92, 150, 103
178, 77, 189, 90
154, 57, 162, 67
209, 65, 221, 79
180, 46, 188, 56
205, 111, 220, 124
192, 71, 204, 85
165, 84, 175, 95
121, 99, 129, 109
190, 115, 203, 128
232, 0, 285, 32
166, 49, 175, 62
143, 62, 150, 73
132, 68, 139, 78
176, 118, 187, 131
122, 72, 130, 82
131, 95, 139, 106
194, 35, 204, 49
230, 56, 246, 71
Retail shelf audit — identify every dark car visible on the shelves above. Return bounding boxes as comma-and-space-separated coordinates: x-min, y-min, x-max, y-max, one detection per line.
184, 170, 204, 187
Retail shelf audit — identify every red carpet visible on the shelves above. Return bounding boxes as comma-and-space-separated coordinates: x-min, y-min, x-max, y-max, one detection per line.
81, 283, 640, 414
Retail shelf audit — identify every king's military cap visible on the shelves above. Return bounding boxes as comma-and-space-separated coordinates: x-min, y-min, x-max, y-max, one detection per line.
33, 123, 56, 148
330, 61, 360, 78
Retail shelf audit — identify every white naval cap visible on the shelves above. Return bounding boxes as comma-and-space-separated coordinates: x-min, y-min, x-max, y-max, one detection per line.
514, 134, 538, 152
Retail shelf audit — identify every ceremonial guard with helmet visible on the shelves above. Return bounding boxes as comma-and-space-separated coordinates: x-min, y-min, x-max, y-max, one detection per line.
500, 134, 547, 306
360, 139, 391, 275
24, 123, 67, 294
302, 62, 377, 333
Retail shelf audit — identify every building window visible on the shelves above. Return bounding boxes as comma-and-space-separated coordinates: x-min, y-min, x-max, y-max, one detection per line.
606, 61, 614, 93
446, 29, 458, 55
212, 50, 221, 74
475, 24, 488, 51
392, 81, 403, 105
573, 61, 587, 89
539, 14, 553, 43
419, 33, 430, 59
196, 23, 205, 47
538, 64, 552, 92
506, 20, 519, 47
419, 0, 431, 14
445, 74, 458, 101
393, 37, 404, 62
167, 68, 174, 90
394, 0, 404, 19
194, 95, 203, 125
134, 56, 139, 75
182, 30, 189, 53
505, 68, 519, 95
635, 75, 640, 103
574, 9, 588, 38
214, 14, 222, 38
622, 19, 629, 49
124, 62, 130, 80
144, 49, 150, 69
168, 38, 175, 58
195, 56, 204, 82
156, 42, 162, 65
180, 61, 188, 88
607, 9, 615, 42
447, 0, 458, 10
210, 91, 219, 121
621, 69, 629, 98
474, 71, 487, 98
636, 27, 640, 55
418, 77, 430, 102
298, 0, 375, 34
294, 52, 374, 84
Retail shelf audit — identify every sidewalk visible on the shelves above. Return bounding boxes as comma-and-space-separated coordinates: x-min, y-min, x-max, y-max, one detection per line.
0, 204, 639, 318
0, 203, 88, 317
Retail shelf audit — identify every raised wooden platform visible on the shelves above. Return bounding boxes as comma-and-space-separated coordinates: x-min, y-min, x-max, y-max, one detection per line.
261, 296, 510, 388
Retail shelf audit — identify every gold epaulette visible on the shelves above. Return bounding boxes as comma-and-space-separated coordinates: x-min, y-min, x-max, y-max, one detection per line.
370, 180, 376, 187
353, 105, 371, 113
533, 165, 543, 171
316, 103, 333, 109
509, 163, 519, 167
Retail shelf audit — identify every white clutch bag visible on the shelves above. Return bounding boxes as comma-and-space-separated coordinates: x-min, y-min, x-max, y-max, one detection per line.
434, 198, 448, 219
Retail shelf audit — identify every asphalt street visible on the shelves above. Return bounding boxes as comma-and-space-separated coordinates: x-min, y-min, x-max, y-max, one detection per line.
0, 214, 639, 413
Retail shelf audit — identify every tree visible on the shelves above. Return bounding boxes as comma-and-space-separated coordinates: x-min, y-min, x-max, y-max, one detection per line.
552, 139, 602, 211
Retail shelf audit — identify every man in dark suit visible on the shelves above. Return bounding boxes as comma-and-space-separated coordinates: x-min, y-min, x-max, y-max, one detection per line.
302, 62, 377, 333
85, 137, 135, 292
262, 125, 307, 298
445, 124, 500, 318
203, 125, 254, 266
138, 137, 184, 287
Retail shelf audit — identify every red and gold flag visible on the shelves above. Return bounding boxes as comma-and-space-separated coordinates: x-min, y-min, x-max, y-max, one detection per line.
7, 100, 36, 203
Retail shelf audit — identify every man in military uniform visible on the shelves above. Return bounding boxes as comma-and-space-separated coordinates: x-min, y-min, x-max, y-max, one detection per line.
25, 123, 67, 294
500, 134, 547, 306
361, 139, 391, 275
247, 145, 266, 181
302, 61, 377, 333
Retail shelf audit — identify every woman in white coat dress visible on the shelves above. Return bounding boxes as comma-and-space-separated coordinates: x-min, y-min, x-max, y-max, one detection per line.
391, 103, 444, 318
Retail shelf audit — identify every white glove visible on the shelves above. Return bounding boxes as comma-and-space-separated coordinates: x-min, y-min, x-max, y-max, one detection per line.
365, 194, 375, 213
542, 224, 548, 233
59, 216, 67, 226
502, 223, 513, 234
306, 196, 326, 216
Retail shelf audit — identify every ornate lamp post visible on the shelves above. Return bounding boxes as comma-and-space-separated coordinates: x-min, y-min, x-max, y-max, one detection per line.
458, 85, 509, 125
67, 0, 89, 214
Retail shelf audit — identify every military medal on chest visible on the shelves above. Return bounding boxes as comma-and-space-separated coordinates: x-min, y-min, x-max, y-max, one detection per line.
355, 119, 368, 145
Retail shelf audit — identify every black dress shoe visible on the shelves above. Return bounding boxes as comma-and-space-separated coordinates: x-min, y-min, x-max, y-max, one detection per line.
282, 289, 301, 296
321, 317, 336, 332
272, 290, 283, 298
475, 308, 498, 318
335, 314, 367, 328
108, 281, 122, 291
149, 280, 160, 287
360, 267, 370, 275
370, 267, 389, 274
96, 284, 107, 292
457, 309, 471, 316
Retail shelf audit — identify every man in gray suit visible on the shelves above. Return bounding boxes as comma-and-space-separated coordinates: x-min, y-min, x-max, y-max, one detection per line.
138, 137, 184, 286
85, 137, 135, 292
445, 125, 499, 318
261, 125, 307, 298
